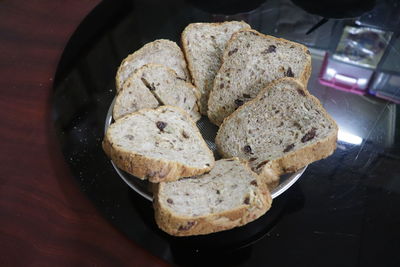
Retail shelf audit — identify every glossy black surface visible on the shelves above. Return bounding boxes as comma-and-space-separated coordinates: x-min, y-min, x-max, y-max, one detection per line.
53, 0, 400, 266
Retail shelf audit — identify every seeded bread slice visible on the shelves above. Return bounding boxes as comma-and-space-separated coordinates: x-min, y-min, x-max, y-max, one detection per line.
153, 158, 272, 236
113, 64, 201, 121
115, 39, 190, 92
181, 21, 251, 115
103, 106, 214, 183
215, 78, 338, 187
208, 29, 312, 125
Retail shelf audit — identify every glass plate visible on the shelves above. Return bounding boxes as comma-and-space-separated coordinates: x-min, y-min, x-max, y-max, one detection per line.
104, 98, 307, 200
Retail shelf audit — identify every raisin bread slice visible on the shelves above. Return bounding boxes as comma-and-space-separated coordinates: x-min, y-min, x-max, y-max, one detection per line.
153, 158, 272, 236
115, 39, 190, 92
215, 78, 338, 187
103, 106, 214, 183
181, 21, 251, 115
208, 29, 312, 125
113, 64, 201, 121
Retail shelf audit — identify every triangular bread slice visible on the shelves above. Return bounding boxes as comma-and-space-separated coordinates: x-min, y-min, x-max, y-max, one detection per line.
115, 39, 190, 92
103, 106, 214, 183
153, 158, 272, 236
215, 78, 338, 187
208, 29, 312, 125
181, 21, 251, 115
113, 64, 201, 121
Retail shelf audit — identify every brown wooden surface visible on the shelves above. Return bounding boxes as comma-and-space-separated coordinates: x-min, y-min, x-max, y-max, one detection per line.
0, 1, 168, 266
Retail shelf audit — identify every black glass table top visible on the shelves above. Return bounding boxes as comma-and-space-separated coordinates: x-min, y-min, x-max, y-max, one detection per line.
53, 0, 400, 266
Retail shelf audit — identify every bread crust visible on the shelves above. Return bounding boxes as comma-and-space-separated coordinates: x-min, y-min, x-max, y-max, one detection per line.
103, 106, 215, 183
181, 21, 251, 115
115, 39, 190, 92
153, 159, 272, 236
216, 78, 338, 184
207, 29, 312, 126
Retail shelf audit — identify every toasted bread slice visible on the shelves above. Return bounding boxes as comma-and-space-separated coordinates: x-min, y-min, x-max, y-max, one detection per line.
154, 158, 272, 236
103, 106, 214, 183
116, 39, 189, 92
113, 64, 200, 121
216, 78, 338, 186
208, 29, 312, 125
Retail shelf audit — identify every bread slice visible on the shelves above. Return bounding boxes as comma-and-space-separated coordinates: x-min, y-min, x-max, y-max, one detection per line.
103, 106, 214, 183
115, 39, 190, 92
181, 21, 251, 115
207, 29, 312, 125
153, 158, 272, 236
215, 78, 338, 187
113, 64, 201, 121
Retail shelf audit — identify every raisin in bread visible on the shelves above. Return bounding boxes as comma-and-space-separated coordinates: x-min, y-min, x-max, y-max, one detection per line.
153, 158, 272, 236
208, 29, 312, 125
115, 39, 190, 92
103, 106, 214, 183
181, 21, 251, 115
215, 78, 338, 187
113, 64, 201, 121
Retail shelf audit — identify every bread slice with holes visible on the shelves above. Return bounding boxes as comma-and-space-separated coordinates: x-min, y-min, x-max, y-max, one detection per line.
153, 158, 272, 236
215, 78, 338, 187
115, 39, 190, 92
103, 106, 214, 183
113, 64, 201, 121
208, 29, 312, 125
181, 21, 251, 115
